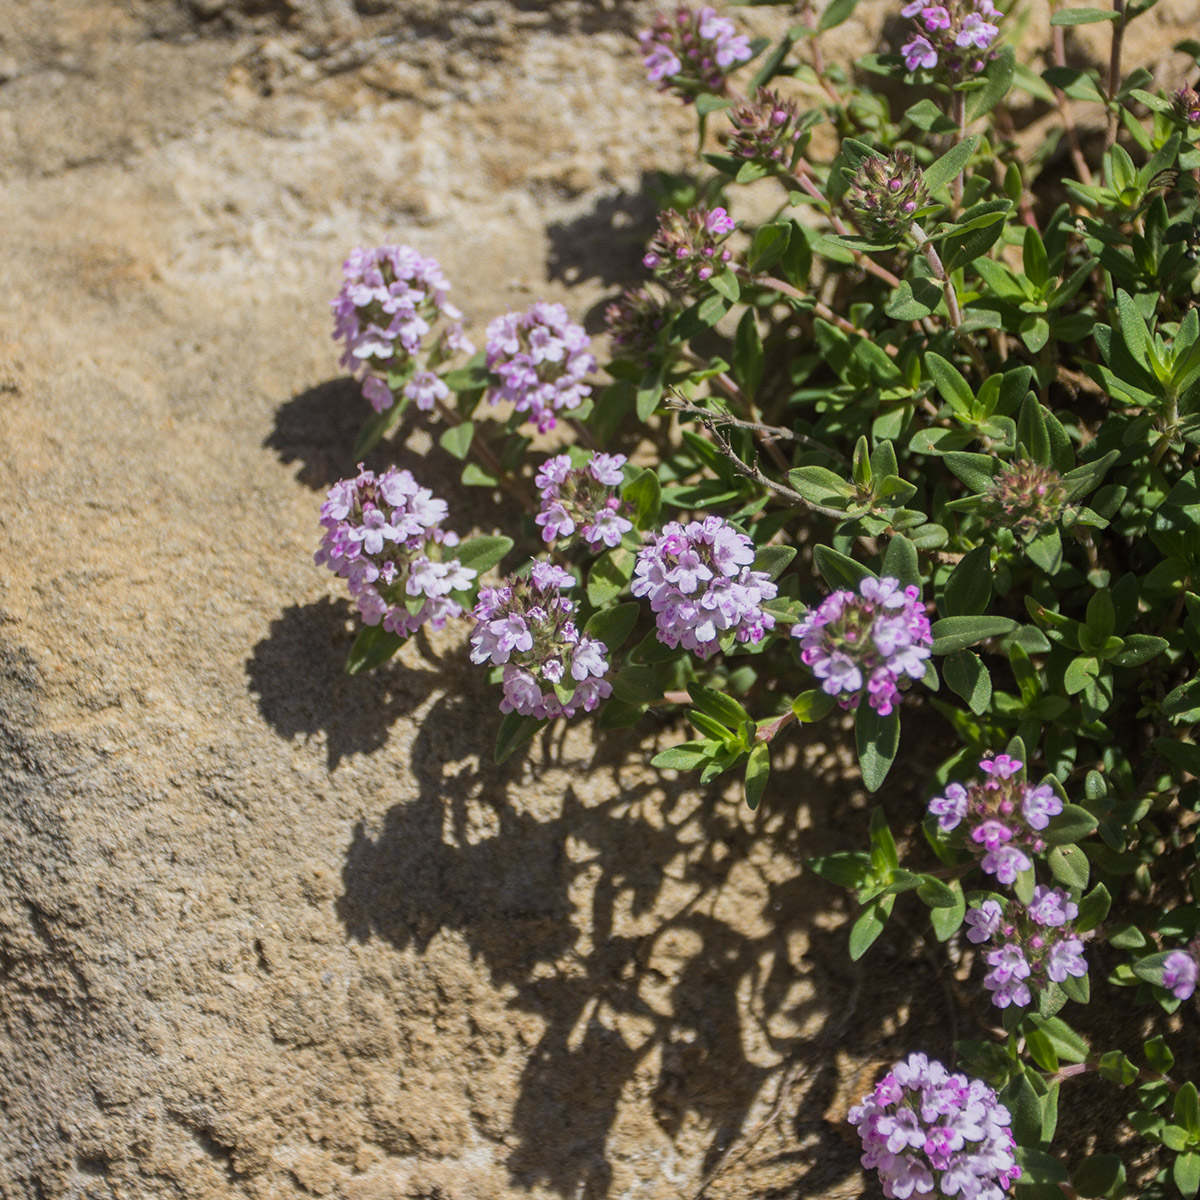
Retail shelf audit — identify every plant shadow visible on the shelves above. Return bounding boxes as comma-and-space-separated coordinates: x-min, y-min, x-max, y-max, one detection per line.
336, 688, 964, 1198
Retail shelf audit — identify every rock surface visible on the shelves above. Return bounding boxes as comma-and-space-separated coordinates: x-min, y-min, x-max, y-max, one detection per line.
0, 2, 1193, 1198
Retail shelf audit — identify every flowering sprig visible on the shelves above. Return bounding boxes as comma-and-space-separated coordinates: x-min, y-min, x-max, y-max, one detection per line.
331, 244, 473, 415
484, 302, 596, 434
535, 453, 633, 551
632, 517, 776, 659
604, 285, 678, 370
723, 87, 804, 168
846, 152, 930, 242
849, 1053, 1020, 1199
965, 889, 1088, 1009
900, 0, 1002, 74
638, 5, 752, 101
316, 465, 475, 637
791, 577, 932, 717
469, 562, 612, 718
927, 755, 1062, 885
643, 205, 736, 293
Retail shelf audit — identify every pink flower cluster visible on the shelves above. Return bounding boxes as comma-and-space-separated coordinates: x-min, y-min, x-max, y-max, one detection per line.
638, 5, 753, 100
643, 205, 737, 293
484, 303, 596, 433
791, 577, 932, 717
965, 889, 1088, 1009
849, 1053, 1020, 1200
316, 465, 476, 637
1164, 947, 1199, 1000
927, 755, 1063, 885
900, 0, 1001, 74
632, 517, 777, 659
331, 244, 473, 415
469, 562, 612, 719
535, 453, 633, 551
604, 285, 677, 369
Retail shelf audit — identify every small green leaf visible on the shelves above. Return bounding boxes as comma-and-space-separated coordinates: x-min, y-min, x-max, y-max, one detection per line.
808, 850, 871, 888
856, 705, 900, 793
345, 624, 405, 675
1177, 1151, 1200, 1200
584, 602, 641, 653
495, 712, 546, 764
1025, 1026, 1059, 1072
882, 533, 921, 588
1176, 1082, 1200, 1137
943, 649, 992, 715
931, 615, 1019, 654
1097, 1052, 1138, 1086
623, 467, 662, 531
652, 740, 715, 770
710, 269, 740, 303
1072, 1154, 1126, 1198
455, 535, 514, 574
849, 894, 895, 960
818, 0, 860, 31
942, 545, 993, 616
1048, 844, 1090, 890
753, 545, 797, 580
745, 743, 770, 810
1042, 804, 1099, 845
1075, 883, 1111, 932
587, 547, 635, 606
926, 352, 976, 416
923, 134, 980, 195
1050, 5, 1119, 22
438, 420, 475, 460
1038, 1015, 1090, 1062
687, 682, 751, 729
792, 690, 836, 723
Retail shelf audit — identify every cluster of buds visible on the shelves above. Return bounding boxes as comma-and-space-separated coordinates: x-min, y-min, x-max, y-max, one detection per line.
535, 453, 633, 551
900, 0, 1002, 75
604, 286, 678, 370
638, 5, 752, 101
723, 87, 804, 168
632, 516, 777, 659
965, 889, 1088, 1009
849, 1053, 1020, 1200
1174, 85, 1200, 126
846, 152, 929, 241
1164, 943, 1200, 1000
469, 562, 612, 719
791, 577, 933, 717
484, 302, 596, 433
331, 244, 473, 415
316, 466, 475, 637
928, 755, 1063, 885
982, 460, 1069, 538
643, 205, 737, 293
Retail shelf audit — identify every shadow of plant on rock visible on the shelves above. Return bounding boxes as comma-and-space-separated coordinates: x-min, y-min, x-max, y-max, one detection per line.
245, 597, 442, 768
337, 684, 964, 1199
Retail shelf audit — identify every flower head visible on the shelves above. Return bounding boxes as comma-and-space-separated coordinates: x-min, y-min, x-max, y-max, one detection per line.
535, 452, 634, 551
604, 285, 678, 370
967, 890, 1088, 1009
643, 205, 738, 294
849, 1053, 1020, 1198
899, 0, 1002, 75
638, 5, 753, 101
484, 302, 595, 433
1164, 947, 1200, 1000
724, 88, 805, 167
633, 517, 777, 659
791, 576, 932, 716
331, 244, 472, 415
927, 755, 1063, 885
316, 465, 475, 638
1174, 85, 1200, 126
469, 565, 612, 718
982, 459, 1070, 537
846, 151, 930, 241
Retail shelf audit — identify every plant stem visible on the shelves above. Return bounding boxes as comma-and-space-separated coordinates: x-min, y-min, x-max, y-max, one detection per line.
666, 394, 846, 462
755, 710, 796, 744
912, 227, 991, 378
749, 271, 898, 354
1104, 0, 1127, 153
1051, 1, 1094, 185
951, 89, 967, 207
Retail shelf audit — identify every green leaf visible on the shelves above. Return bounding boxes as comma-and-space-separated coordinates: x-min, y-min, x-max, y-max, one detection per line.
818, 0, 860, 31
610, 665, 662, 706
788, 465, 856, 507
748, 221, 792, 275
636, 364, 666, 422
930, 880, 966, 940
886, 277, 944, 320
494, 712, 546, 764
1048, 844, 1090, 890
1072, 1155, 1126, 1198
856, 705, 900, 793
587, 547, 635, 606
943, 649, 992, 714
849, 894, 895, 960
733, 308, 764, 397
882, 534, 921, 588
652, 740, 715, 770
584, 601, 640, 653
744, 743, 770, 810
345, 623, 405, 675
944, 451, 999, 492
1025, 1026, 1059, 1072
438, 420, 475, 460
1177, 1082, 1200, 1137
1042, 804, 1099, 845
1050, 5, 1119, 21
1176, 1153, 1200, 1200
1038, 1015, 1090, 1062
923, 134, 980, 195
1097, 1052, 1138, 1086
623, 468, 662, 531
1015, 1146, 1070, 1185
792, 690, 836, 722
455, 535, 514, 574
814, 545, 876, 590
966, 44, 1015, 120
1145, 1035, 1175, 1072
931, 616, 1019, 654
943, 545, 993, 616
926, 353, 976, 416
687, 682, 751, 729
754, 544, 797, 580
1075, 883, 1111, 932
808, 850, 871, 888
